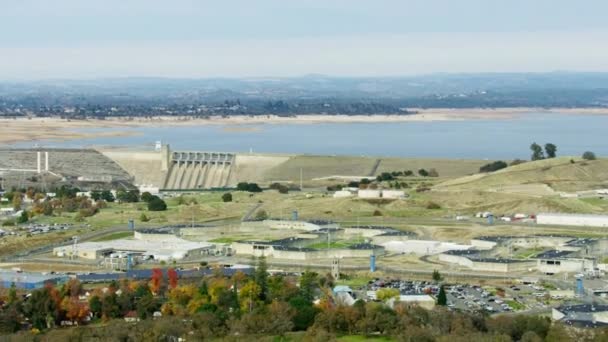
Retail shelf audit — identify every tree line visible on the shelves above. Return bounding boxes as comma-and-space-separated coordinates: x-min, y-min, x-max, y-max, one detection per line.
1, 261, 606, 341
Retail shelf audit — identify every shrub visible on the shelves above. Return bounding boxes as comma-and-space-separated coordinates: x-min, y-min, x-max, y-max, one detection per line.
428, 168, 439, 177
140, 213, 150, 222
269, 183, 289, 194
16, 211, 29, 224
418, 169, 429, 177
254, 209, 268, 220
2, 220, 15, 226
222, 193, 233, 202
426, 202, 441, 210
148, 197, 167, 211
237, 182, 263, 193
373, 210, 383, 216
480, 161, 508, 173
582, 151, 597, 160
141, 192, 154, 203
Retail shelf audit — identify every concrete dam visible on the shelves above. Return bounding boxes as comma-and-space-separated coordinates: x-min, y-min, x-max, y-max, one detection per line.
100, 145, 293, 191
163, 151, 234, 190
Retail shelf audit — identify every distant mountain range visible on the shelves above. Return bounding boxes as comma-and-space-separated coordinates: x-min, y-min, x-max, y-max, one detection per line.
1, 72, 607, 116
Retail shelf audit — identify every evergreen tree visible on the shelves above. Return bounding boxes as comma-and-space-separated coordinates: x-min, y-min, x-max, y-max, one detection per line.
437, 285, 447, 306
255, 256, 268, 301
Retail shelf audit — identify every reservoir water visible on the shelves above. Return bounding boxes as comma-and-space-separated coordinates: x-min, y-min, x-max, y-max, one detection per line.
11, 113, 608, 159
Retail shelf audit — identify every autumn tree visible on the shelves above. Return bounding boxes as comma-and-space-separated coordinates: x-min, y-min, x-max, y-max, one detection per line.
150, 268, 164, 295
168, 268, 179, 290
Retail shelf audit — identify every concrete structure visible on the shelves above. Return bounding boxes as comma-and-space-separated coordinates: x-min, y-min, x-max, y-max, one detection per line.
333, 190, 354, 198
164, 150, 235, 189
0, 270, 68, 289
537, 257, 595, 274
358, 189, 381, 199
241, 219, 339, 232
53, 232, 214, 261
537, 213, 608, 228
552, 304, 608, 327
439, 250, 536, 273
231, 240, 383, 260
381, 240, 473, 255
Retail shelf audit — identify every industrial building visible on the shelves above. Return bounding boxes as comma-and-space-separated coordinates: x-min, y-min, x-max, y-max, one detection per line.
537, 213, 608, 228
0, 270, 68, 290
552, 304, 608, 327
53, 232, 214, 261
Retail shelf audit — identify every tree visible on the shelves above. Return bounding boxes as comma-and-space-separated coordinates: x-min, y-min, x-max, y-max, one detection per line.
148, 197, 167, 211
237, 182, 263, 193
168, 268, 179, 289
89, 295, 102, 318
289, 296, 319, 331
299, 271, 318, 303
91, 191, 102, 201
427, 168, 439, 177
140, 191, 154, 203
222, 193, 233, 202
96, 190, 112, 202
254, 209, 268, 220
530, 142, 545, 161
255, 256, 268, 301
377, 288, 400, 301
418, 169, 429, 177
432, 270, 442, 282
150, 268, 164, 295
117, 190, 139, 203
437, 285, 447, 306
16, 210, 29, 224
544, 143, 557, 158
582, 151, 597, 160
12, 194, 22, 211
479, 161, 508, 173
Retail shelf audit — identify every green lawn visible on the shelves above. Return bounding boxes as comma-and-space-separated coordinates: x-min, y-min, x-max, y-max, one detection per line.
506, 300, 525, 311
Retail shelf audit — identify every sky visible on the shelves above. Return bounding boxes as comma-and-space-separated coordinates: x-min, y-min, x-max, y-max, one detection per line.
2, 0, 608, 79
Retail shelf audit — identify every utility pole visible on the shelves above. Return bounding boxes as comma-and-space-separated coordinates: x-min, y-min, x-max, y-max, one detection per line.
300, 168, 303, 190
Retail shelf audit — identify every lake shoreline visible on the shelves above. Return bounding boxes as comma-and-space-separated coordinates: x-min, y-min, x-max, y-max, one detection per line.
1, 107, 608, 145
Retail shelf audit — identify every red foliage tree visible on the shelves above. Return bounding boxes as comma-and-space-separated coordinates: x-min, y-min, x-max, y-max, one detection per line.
168, 268, 178, 289
150, 268, 164, 295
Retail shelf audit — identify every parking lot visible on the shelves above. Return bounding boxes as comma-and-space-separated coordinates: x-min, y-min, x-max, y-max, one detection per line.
360, 278, 572, 314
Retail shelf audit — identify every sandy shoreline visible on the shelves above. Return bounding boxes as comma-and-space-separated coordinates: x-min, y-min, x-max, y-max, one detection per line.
1, 107, 607, 145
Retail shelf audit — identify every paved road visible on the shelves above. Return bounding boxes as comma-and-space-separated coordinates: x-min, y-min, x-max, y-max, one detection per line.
2, 226, 130, 262
242, 202, 263, 221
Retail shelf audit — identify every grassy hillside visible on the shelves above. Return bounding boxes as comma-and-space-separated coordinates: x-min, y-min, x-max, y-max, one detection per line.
261, 155, 486, 182
435, 157, 608, 192
423, 157, 608, 215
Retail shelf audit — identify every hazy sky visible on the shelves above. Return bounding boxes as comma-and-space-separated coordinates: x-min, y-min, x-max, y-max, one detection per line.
2, 0, 608, 79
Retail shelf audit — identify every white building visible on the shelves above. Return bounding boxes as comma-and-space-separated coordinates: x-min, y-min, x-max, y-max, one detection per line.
536, 213, 608, 228
381, 190, 406, 199
358, 190, 381, 199
333, 190, 354, 198
52, 233, 213, 261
